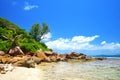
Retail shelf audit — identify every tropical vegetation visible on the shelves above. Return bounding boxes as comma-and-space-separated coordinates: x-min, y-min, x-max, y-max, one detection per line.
0, 17, 50, 53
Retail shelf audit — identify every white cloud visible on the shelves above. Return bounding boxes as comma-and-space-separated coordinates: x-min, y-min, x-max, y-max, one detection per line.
45, 35, 120, 52
101, 41, 106, 45
24, 2, 39, 11
72, 35, 99, 43
99, 42, 120, 50
41, 32, 52, 41
45, 35, 98, 50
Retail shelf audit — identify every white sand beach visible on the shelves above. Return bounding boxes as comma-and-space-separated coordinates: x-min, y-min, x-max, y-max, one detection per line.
0, 66, 42, 80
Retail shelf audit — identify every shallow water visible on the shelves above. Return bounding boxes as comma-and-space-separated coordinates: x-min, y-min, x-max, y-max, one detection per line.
38, 58, 120, 80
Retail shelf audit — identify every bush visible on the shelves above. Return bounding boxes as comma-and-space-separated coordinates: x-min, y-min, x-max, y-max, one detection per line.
0, 40, 11, 52
20, 39, 50, 53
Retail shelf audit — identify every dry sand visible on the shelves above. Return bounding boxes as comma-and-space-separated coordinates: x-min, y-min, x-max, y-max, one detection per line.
0, 66, 42, 80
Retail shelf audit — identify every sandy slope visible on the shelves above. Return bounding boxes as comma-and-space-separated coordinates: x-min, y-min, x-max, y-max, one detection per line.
0, 67, 42, 80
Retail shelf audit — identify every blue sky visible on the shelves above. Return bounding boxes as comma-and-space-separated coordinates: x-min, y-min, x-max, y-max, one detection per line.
0, 0, 120, 55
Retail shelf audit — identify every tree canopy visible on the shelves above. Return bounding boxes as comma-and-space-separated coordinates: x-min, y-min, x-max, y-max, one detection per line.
30, 23, 50, 42
0, 17, 50, 53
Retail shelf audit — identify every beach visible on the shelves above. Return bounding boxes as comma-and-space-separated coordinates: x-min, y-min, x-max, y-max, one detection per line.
0, 58, 120, 80
38, 58, 120, 80
0, 67, 42, 80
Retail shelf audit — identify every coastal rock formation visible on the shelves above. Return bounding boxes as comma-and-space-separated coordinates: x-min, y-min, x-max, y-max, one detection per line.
8, 46, 24, 56
26, 51, 35, 56
36, 50, 50, 62
58, 54, 67, 61
0, 47, 105, 69
0, 55, 36, 68
12, 56, 35, 68
32, 56, 41, 64
0, 51, 5, 56
49, 56, 57, 62
0, 54, 11, 64
65, 52, 87, 59
45, 51, 59, 62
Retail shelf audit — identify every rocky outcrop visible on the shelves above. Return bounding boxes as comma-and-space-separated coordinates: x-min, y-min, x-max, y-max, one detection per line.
12, 56, 35, 68
65, 52, 87, 59
0, 47, 106, 69
32, 56, 41, 64
8, 46, 24, 56
0, 54, 11, 64
0, 51, 5, 56
26, 51, 35, 56
0, 55, 36, 68
45, 51, 59, 62
58, 54, 67, 61
36, 50, 50, 62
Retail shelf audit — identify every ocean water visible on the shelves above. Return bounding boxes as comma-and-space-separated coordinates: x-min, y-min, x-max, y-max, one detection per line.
38, 58, 120, 80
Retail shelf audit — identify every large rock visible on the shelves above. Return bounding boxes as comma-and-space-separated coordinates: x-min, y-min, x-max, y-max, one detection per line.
45, 51, 59, 62
66, 52, 87, 59
32, 56, 41, 64
78, 53, 86, 59
8, 46, 24, 56
24, 57, 35, 68
70, 52, 78, 57
12, 56, 35, 68
0, 54, 11, 64
65, 54, 72, 59
49, 56, 57, 62
0, 51, 5, 56
58, 54, 67, 61
36, 50, 50, 62
45, 51, 58, 56
8, 56, 23, 64
26, 51, 35, 56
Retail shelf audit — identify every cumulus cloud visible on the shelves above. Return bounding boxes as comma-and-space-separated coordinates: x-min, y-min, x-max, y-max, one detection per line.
101, 41, 106, 45
41, 32, 52, 41
98, 42, 120, 50
72, 35, 99, 43
24, 2, 39, 11
45, 35, 120, 52
45, 35, 98, 50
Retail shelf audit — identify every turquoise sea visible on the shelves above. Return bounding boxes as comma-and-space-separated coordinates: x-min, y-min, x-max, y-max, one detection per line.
38, 57, 120, 80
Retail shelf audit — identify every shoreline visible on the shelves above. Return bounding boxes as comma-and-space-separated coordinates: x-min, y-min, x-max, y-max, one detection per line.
0, 58, 120, 80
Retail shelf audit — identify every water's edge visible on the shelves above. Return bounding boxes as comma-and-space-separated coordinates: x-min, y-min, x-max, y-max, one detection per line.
37, 58, 120, 80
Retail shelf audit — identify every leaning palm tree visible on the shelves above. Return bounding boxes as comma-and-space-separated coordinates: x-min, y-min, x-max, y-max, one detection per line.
0, 27, 24, 56
7, 35, 24, 56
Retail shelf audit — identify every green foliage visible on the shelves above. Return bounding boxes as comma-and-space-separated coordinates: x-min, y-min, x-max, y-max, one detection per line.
0, 40, 11, 52
0, 17, 19, 29
0, 17, 50, 53
20, 38, 49, 53
30, 23, 50, 42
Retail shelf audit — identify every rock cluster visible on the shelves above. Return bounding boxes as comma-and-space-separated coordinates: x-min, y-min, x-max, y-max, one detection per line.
0, 48, 105, 74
